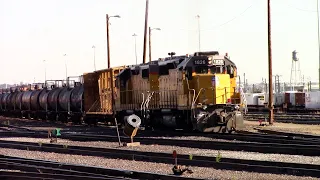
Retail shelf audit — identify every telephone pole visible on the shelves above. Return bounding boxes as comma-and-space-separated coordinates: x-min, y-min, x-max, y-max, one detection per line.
142, 0, 149, 64
267, 0, 274, 125
317, 0, 320, 90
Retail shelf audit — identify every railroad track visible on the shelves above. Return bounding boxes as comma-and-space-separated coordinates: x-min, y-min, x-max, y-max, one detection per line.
0, 155, 197, 180
246, 112, 320, 116
1, 131, 320, 156
244, 113, 320, 124
0, 140, 319, 178
254, 128, 320, 139
244, 112, 320, 118
1, 123, 320, 147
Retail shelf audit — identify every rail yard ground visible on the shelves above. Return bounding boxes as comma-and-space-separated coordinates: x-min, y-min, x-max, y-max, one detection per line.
0, 116, 319, 180
244, 118, 320, 135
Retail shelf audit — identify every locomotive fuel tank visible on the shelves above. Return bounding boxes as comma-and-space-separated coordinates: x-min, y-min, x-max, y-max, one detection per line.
15, 91, 24, 110
58, 87, 72, 111
21, 90, 33, 110
30, 89, 47, 111
47, 87, 64, 111
70, 85, 83, 112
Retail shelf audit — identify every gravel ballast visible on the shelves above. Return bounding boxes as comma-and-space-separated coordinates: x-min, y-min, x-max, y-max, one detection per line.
0, 148, 318, 180
1, 137, 320, 165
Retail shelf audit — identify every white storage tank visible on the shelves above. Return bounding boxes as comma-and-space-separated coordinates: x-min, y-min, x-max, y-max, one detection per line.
305, 91, 320, 109
244, 93, 255, 105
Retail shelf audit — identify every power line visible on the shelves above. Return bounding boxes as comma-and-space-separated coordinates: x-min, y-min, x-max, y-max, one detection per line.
158, 3, 255, 33
286, 3, 316, 13
202, 3, 254, 31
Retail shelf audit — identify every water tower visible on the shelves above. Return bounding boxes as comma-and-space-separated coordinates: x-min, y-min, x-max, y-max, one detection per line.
289, 50, 302, 90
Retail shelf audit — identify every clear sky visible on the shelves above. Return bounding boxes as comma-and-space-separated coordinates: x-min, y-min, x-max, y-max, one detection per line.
0, 0, 318, 84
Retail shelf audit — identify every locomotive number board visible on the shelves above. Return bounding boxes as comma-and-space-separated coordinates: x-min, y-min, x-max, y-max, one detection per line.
193, 59, 208, 65
212, 59, 224, 65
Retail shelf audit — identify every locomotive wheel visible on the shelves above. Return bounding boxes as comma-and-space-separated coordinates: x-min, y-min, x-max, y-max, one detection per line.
226, 117, 236, 133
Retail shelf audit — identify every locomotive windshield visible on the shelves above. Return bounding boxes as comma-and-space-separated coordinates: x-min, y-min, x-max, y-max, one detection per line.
210, 66, 225, 74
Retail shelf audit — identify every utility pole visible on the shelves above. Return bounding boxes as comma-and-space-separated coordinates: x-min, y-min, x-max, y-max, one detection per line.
317, 0, 320, 90
132, 33, 138, 65
196, 15, 201, 51
148, 27, 161, 62
106, 14, 120, 69
142, 0, 149, 64
267, 0, 274, 125
92, 45, 96, 71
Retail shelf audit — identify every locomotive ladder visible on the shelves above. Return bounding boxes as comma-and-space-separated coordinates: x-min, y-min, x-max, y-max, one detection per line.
240, 86, 248, 114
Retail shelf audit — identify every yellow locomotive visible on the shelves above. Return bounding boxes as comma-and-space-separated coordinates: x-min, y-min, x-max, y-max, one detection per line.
83, 51, 244, 133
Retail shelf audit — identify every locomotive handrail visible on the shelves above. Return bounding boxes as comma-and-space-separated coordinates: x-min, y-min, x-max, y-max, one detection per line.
186, 77, 196, 108
145, 92, 155, 110
140, 93, 145, 112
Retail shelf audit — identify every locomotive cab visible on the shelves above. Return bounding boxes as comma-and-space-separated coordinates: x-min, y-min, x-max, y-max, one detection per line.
181, 51, 244, 132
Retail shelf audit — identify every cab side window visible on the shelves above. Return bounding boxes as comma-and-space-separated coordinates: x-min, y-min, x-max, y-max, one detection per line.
185, 67, 193, 80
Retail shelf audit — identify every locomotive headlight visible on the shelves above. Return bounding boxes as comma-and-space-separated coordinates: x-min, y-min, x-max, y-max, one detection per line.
208, 57, 212, 64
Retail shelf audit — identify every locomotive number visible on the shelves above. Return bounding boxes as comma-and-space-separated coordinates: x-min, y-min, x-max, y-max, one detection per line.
194, 59, 207, 65
212, 59, 224, 65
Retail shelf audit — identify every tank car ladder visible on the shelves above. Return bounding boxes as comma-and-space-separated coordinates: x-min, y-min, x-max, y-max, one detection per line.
240, 86, 247, 114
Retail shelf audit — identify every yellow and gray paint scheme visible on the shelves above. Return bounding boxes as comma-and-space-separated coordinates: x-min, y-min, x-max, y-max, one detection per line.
85, 51, 244, 133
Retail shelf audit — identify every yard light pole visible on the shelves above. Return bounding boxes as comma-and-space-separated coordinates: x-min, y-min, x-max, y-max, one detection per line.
92, 45, 96, 71
196, 15, 201, 51
148, 27, 161, 62
63, 54, 67, 80
132, 33, 138, 65
43, 60, 47, 82
106, 14, 121, 69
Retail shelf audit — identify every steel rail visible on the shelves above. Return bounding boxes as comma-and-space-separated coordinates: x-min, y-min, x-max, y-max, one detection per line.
0, 155, 200, 180
254, 128, 320, 139
1, 123, 320, 146
0, 131, 320, 156
0, 161, 122, 179
0, 171, 121, 180
0, 141, 319, 178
